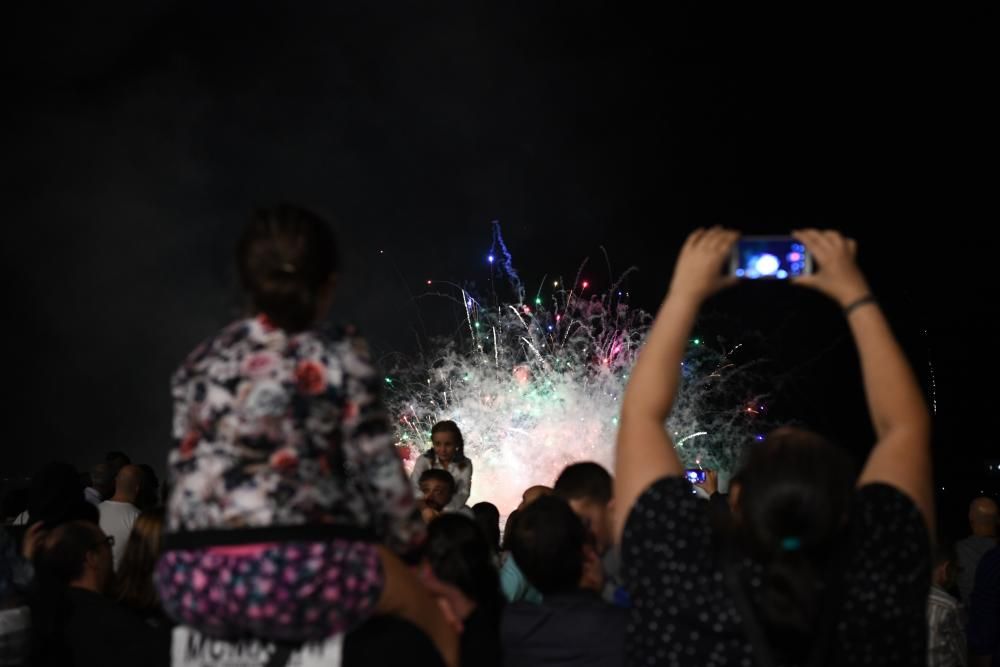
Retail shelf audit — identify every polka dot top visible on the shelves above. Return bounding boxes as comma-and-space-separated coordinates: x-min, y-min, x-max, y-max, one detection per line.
622, 477, 930, 667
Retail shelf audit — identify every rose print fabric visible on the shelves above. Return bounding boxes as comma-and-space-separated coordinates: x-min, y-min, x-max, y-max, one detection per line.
165, 316, 424, 555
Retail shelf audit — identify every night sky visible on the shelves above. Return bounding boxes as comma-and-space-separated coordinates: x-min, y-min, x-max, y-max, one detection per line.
3, 3, 995, 534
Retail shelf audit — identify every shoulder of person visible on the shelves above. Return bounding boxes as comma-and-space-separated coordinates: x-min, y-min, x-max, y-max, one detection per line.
929, 586, 959, 608
317, 323, 363, 348
321, 325, 378, 367
955, 535, 978, 549
981, 544, 1000, 568
172, 319, 252, 379
850, 481, 928, 527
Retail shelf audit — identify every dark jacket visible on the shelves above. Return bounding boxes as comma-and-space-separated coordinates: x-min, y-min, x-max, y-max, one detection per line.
501, 590, 626, 667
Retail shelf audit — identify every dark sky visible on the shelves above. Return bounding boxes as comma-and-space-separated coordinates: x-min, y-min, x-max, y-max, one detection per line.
3, 3, 995, 531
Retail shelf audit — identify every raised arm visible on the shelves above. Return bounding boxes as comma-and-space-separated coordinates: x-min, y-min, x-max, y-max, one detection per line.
614, 227, 738, 542
792, 230, 933, 531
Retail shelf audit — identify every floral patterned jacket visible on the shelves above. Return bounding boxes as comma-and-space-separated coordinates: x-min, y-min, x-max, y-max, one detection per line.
166, 316, 424, 555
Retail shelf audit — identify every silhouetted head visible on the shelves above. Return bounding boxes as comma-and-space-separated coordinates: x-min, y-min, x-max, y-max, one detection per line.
237, 204, 339, 332
730, 426, 856, 662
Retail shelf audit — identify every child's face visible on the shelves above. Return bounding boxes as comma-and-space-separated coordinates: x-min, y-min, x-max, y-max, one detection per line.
432, 433, 458, 465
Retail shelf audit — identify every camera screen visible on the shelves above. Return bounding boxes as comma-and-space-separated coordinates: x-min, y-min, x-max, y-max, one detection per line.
685, 469, 706, 484
732, 237, 810, 280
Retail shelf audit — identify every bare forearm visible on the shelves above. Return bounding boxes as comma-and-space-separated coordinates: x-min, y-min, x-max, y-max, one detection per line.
615, 292, 698, 539
615, 226, 738, 542
850, 300, 933, 530
847, 302, 930, 439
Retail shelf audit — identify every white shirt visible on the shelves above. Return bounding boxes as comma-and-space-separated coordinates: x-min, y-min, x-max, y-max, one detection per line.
927, 584, 966, 667
98, 500, 140, 571
410, 455, 473, 511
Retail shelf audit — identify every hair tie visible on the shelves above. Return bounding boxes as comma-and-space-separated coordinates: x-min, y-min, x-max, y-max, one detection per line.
780, 537, 801, 552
